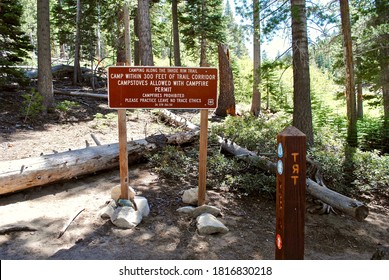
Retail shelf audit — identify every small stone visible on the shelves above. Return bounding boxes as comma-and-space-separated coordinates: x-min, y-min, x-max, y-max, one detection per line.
196, 213, 229, 235
109, 196, 150, 229
100, 200, 117, 219
192, 205, 221, 218
176, 206, 196, 215
134, 196, 150, 217
111, 185, 136, 201
182, 188, 208, 205
111, 206, 140, 229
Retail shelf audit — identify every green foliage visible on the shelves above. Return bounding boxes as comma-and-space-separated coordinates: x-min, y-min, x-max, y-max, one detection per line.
52, 0, 99, 65
352, 149, 389, 193
309, 107, 389, 195
56, 100, 80, 112
148, 145, 198, 181
179, 0, 226, 65
212, 112, 291, 154
224, 0, 248, 59
21, 89, 45, 119
357, 116, 389, 152
91, 112, 118, 129
0, 0, 32, 87
232, 57, 253, 104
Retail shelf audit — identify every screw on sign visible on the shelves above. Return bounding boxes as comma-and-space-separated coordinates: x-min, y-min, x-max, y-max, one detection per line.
275, 126, 306, 260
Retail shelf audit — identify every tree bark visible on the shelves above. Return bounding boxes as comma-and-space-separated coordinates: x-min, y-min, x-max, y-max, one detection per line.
133, 9, 140, 66
340, 0, 357, 147
37, 0, 54, 112
215, 44, 236, 117
375, 0, 389, 153
73, 0, 82, 85
116, 7, 126, 64
158, 110, 369, 221
357, 83, 363, 119
199, 0, 208, 67
172, 0, 181, 66
0, 131, 199, 195
251, 0, 261, 116
138, 0, 154, 66
124, 4, 132, 66
291, 0, 314, 146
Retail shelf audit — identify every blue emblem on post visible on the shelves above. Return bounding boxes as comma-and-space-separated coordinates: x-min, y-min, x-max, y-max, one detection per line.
277, 143, 283, 158
277, 160, 283, 175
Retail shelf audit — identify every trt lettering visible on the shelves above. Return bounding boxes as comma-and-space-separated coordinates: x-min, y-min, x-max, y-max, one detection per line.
291, 152, 299, 186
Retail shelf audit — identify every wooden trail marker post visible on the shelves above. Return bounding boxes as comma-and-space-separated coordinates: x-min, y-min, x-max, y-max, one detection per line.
108, 66, 217, 203
275, 126, 306, 260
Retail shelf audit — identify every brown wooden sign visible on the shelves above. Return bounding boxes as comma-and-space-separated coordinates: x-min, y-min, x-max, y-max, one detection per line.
108, 66, 218, 109
275, 126, 306, 260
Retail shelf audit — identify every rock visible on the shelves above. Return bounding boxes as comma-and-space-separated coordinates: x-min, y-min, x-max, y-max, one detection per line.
111, 206, 140, 229
109, 196, 150, 229
196, 213, 229, 235
99, 200, 117, 219
134, 196, 150, 217
111, 185, 136, 201
182, 188, 208, 205
192, 205, 221, 218
176, 206, 196, 215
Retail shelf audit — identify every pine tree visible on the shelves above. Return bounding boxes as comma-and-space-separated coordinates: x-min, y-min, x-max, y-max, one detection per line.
180, 0, 226, 66
0, 0, 32, 87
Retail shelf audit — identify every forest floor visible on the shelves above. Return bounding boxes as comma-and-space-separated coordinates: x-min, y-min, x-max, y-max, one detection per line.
0, 89, 388, 260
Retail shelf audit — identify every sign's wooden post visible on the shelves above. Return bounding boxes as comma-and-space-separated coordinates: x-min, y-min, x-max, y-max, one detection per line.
198, 109, 208, 206
118, 109, 129, 200
275, 126, 306, 260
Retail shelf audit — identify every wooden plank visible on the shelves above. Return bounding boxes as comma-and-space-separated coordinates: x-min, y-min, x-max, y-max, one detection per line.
197, 109, 208, 206
275, 126, 306, 260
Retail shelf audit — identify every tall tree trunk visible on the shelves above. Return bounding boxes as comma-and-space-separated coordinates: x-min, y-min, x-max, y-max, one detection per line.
215, 44, 236, 117
37, 0, 54, 112
340, 0, 357, 147
124, 4, 132, 65
73, 0, 82, 85
357, 83, 363, 119
172, 0, 181, 66
251, 0, 261, 117
133, 10, 140, 66
199, 0, 208, 67
199, 36, 208, 67
138, 0, 154, 66
116, 7, 126, 64
375, 0, 389, 153
356, 48, 363, 119
291, 0, 314, 146
96, 2, 102, 64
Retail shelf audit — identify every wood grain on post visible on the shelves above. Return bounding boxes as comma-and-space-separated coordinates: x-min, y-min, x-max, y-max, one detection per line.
118, 109, 129, 200
198, 109, 208, 206
275, 126, 306, 260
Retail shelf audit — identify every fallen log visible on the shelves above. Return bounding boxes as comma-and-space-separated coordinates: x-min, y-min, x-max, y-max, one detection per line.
0, 131, 199, 195
54, 89, 108, 99
158, 109, 369, 221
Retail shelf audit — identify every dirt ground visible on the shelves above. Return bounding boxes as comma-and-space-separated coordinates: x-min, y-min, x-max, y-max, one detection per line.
0, 90, 388, 260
